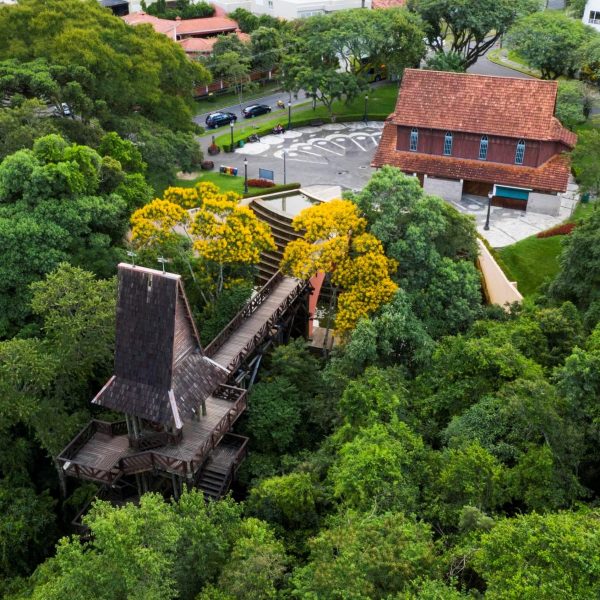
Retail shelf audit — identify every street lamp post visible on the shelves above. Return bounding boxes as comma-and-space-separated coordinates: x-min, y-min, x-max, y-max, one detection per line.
283, 150, 287, 185
287, 101, 292, 131
364, 94, 369, 123
230, 120, 234, 149
484, 191, 493, 231
244, 158, 248, 194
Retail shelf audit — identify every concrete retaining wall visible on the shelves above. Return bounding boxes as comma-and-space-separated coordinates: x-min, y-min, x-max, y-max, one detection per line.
423, 175, 463, 203
527, 192, 562, 217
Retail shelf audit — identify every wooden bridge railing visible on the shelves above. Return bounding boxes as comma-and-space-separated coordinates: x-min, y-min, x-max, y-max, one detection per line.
204, 271, 284, 359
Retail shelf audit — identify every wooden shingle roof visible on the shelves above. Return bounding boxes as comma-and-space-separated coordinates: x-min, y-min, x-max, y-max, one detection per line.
93, 264, 227, 427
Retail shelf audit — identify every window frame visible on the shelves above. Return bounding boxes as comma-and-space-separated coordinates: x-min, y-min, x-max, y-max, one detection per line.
515, 139, 526, 165
443, 131, 453, 156
478, 135, 488, 161
409, 128, 418, 152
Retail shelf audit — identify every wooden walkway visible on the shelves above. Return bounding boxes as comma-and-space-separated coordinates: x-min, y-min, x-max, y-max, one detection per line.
208, 275, 306, 371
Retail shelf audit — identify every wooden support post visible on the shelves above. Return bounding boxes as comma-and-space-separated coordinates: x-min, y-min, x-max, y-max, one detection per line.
172, 474, 179, 500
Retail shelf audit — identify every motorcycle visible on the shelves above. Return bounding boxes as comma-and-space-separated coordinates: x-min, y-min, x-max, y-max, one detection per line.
276, 100, 285, 109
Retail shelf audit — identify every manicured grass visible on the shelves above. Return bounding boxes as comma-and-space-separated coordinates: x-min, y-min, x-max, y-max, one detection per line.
194, 81, 283, 114
175, 171, 263, 195
499, 235, 564, 297
487, 49, 542, 78
213, 82, 399, 146
497, 203, 596, 297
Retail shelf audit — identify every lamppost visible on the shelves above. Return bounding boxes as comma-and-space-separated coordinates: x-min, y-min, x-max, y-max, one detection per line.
287, 101, 292, 130
484, 191, 493, 231
244, 158, 248, 194
229, 120, 234, 149
363, 94, 369, 123
283, 150, 287, 185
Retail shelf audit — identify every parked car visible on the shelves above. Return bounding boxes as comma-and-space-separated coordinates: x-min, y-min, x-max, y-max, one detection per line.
242, 104, 271, 118
61, 102, 72, 117
205, 111, 237, 129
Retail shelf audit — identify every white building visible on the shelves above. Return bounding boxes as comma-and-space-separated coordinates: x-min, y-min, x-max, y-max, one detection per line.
212, 0, 371, 20
583, 0, 600, 32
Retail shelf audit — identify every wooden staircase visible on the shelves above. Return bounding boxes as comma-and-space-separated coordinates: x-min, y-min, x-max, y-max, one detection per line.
195, 433, 249, 500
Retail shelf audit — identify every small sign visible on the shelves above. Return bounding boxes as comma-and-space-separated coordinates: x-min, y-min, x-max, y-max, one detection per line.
259, 168, 274, 182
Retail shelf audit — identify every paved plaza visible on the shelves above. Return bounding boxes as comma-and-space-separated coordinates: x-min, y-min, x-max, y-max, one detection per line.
226, 122, 383, 192
202, 122, 579, 248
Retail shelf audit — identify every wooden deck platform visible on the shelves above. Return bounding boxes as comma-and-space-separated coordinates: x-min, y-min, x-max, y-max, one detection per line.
61, 393, 244, 483
209, 276, 305, 370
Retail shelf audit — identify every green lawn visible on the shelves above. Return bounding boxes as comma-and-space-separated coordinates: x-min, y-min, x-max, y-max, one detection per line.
213, 83, 399, 146
194, 81, 283, 114
499, 235, 564, 297
175, 171, 263, 195
498, 203, 595, 297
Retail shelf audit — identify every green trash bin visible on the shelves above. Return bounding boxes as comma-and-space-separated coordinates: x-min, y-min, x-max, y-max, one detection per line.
238, 140, 245, 148
581, 192, 590, 204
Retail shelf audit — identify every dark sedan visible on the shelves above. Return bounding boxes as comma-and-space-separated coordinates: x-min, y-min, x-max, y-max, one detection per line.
242, 104, 271, 118
205, 111, 237, 129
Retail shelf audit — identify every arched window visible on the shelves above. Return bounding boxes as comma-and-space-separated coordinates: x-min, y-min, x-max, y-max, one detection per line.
409, 127, 418, 152
515, 139, 526, 165
443, 131, 453, 156
479, 135, 488, 160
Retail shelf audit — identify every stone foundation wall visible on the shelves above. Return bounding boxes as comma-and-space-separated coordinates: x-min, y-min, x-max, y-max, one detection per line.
423, 176, 463, 203
526, 192, 562, 217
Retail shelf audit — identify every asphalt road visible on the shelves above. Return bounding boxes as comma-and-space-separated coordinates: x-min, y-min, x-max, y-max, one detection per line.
193, 89, 310, 128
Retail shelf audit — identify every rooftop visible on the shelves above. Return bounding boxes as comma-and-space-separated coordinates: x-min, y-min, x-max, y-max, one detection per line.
390, 69, 577, 144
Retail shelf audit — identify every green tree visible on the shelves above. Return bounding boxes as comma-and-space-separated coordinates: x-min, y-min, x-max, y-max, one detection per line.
330, 421, 427, 512
555, 80, 593, 130
473, 510, 600, 599
0, 481, 56, 584
0, 135, 130, 335
250, 27, 283, 71
508, 11, 593, 79
424, 50, 466, 72
549, 208, 600, 311
408, 0, 540, 69
290, 511, 439, 599
569, 129, 600, 198
0, 0, 209, 130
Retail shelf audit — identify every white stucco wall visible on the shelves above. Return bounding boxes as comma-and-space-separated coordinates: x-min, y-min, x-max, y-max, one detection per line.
526, 192, 562, 217
249, 0, 370, 19
583, 0, 600, 32
423, 175, 464, 203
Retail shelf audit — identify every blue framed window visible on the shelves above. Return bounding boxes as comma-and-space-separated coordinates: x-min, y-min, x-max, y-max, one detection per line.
479, 135, 488, 160
409, 128, 418, 152
515, 139, 526, 165
443, 132, 453, 156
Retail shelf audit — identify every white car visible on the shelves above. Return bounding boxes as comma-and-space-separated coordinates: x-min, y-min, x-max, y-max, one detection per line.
61, 102, 71, 117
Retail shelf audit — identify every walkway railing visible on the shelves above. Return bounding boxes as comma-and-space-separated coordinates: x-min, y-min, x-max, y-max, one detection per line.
204, 271, 284, 358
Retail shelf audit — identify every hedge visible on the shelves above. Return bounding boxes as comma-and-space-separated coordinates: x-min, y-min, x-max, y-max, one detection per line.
243, 183, 301, 199
536, 222, 576, 238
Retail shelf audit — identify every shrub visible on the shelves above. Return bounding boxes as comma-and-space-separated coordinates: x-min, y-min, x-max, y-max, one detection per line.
247, 178, 275, 188
537, 222, 576, 238
201, 160, 214, 171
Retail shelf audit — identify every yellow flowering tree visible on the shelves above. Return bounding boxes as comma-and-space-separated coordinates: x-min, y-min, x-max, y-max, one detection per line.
130, 181, 275, 295
281, 199, 397, 333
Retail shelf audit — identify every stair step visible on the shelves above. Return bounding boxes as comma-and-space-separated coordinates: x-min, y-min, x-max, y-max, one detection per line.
201, 474, 224, 485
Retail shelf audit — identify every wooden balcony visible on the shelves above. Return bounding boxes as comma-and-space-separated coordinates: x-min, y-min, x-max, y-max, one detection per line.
58, 384, 247, 485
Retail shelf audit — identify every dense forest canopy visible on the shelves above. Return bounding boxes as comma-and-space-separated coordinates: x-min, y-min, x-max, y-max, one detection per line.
0, 1, 600, 598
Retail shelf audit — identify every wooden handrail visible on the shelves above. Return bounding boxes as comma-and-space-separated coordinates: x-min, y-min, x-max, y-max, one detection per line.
204, 271, 284, 357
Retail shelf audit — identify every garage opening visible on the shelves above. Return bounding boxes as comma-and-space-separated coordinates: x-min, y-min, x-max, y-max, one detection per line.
464, 180, 493, 197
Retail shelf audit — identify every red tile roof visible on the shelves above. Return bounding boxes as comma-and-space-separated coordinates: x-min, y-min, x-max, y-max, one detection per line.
122, 12, 239, 39
178, 31, 250, 55
391, 69, 577, 145
372, 0, 406, 7
372, 118, 572, 194
175, 16, 238, 36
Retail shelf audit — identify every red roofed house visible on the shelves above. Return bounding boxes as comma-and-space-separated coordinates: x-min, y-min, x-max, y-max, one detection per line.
372, 69, 577, 216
